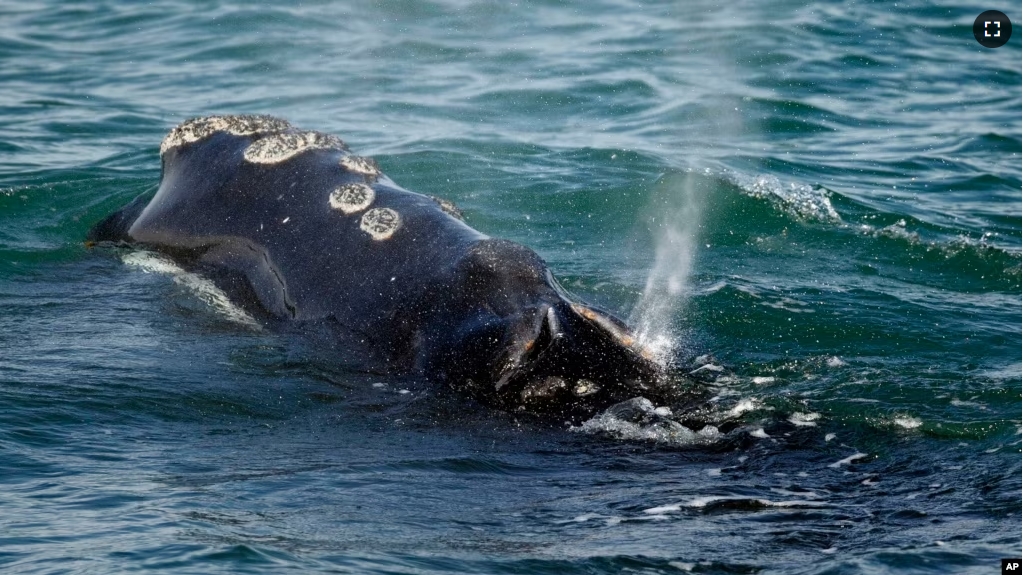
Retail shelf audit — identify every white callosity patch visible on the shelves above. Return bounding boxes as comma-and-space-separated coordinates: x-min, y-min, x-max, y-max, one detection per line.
160, 115, 292, 156
430, 196, 464, 220
339, 155, 381, 178
243, 131, 346, 165
329, 183, 375, 215
573, 379, 600, 397
121, 251, 261, 329
360, 207, 402, 240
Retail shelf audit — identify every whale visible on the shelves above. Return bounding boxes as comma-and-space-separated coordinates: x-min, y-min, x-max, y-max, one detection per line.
88, 115, 670, 421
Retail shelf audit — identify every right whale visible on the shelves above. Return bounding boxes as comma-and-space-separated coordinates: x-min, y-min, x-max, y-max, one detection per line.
88, 115, 672, 421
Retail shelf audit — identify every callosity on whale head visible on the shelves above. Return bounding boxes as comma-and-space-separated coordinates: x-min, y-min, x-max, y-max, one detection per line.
88, 114, 669, 421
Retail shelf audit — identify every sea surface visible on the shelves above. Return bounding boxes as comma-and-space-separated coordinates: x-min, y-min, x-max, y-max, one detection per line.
0, 1, 1020, 573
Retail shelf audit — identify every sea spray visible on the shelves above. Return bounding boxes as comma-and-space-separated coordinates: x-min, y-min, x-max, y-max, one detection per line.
629, 171, 708, 364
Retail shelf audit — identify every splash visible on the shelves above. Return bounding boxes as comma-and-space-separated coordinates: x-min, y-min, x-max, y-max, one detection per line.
630, 171, 706, 363
730, 172, 840, 222
121, 250, 262, 329
571, 397, 722, 446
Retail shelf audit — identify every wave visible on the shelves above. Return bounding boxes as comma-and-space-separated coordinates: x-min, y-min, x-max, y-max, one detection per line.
645, 168, 1021, 292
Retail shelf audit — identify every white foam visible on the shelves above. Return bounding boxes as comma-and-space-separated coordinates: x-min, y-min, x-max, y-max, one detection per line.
700, 426, 721, 439
643, 504, 681, 515
580, 419, 716, 445
729, 398, 760, 417
121, 251, 260, 329
826, 356, 846, 367
854, 222, 1022, 281
749, 428, 769, 438
762, 296, 815, 314
788, 412, 820, 426
751, 376, 775, 385
828, 452, 868, 468
666, 495, 829, 510
732, 173, 840, 222
770, 487, 821, 499
878, 219, 917, 240
122, 251, 182, 275
571, 398, 722, 446
893, 416, 922, 429
688, 363, 724, 375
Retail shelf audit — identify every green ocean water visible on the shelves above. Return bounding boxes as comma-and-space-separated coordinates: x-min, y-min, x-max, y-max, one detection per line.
0, 1, 1020, 573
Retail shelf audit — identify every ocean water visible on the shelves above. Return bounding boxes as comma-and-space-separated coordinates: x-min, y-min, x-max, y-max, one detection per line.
0, 1, 1020, 573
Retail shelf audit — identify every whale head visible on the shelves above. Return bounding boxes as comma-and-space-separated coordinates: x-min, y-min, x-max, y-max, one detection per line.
426, 239, 666, 421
